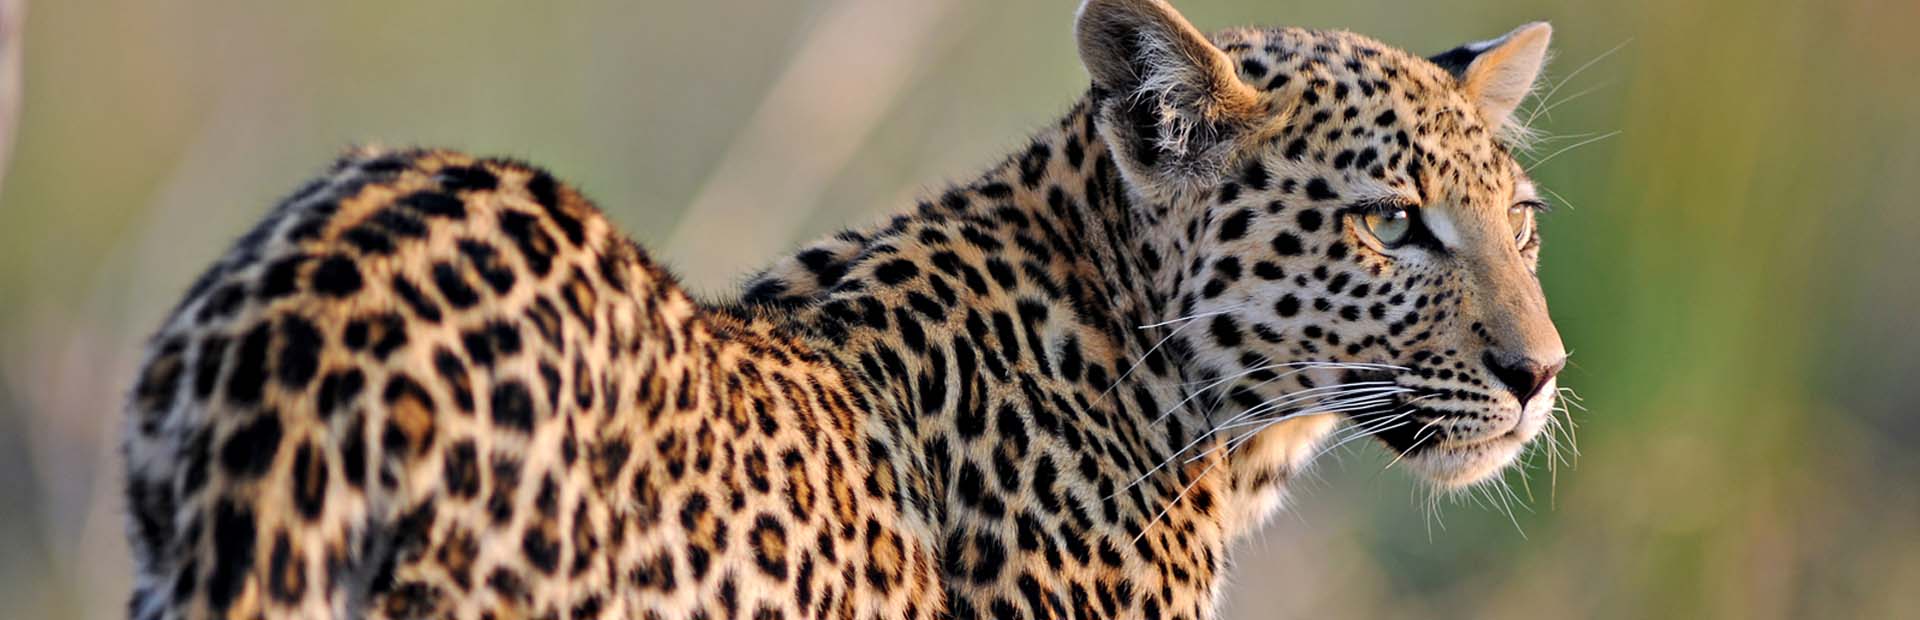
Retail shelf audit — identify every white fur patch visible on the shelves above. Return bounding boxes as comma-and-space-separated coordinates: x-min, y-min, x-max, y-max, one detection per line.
1422, 205, 1463, 249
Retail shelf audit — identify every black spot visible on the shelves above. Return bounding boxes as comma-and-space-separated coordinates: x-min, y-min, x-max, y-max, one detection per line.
358, 153, 411, 175
276, 315, 324, 391
390, 274, 443, 323
351, 313, 408, 361
1239, 57, 1269, 80
257, 255, 307, 301
380, 374, 437, 457
399, 191, 466, 219
433, 348, 475, 413
969, 530, 1008, 584
1296, 209, 1323, 232
487, 568, 529, 605
497, 210, 556, 276
1214, 256, 1243, 281
985, 259, 1018, 289
742, 278, 787, 304
368, 207, 429, 240
490, 380, 536, 432
1284, 137, 1309, 160
522, 525, 561, 574
129, 345, 182, 423
432, 262, 481, 309
1275, 294, 1301, 317
1305, 178, 1339, 201
220, 412, 283, 478
1239, 158, 1271, 190
1217, 208, 1253, 242
1209, 315, 1243, 348
226, 323, 273, 405
796, 248, 847, 287
1018, 142, 1052, 188
873, 259, 920, 285
749, 514, 791, 580
1217, 182, 1241, 204
458, 239, 518, 295
341, 414, 368, 488
267, 531, 305, 603
1326, 240, 1349, 260
445, 440, 481, 500
310, 255, 363, 297
1271, 233, 1304, 256
462, 321, 522, 368
196, 283, 247, 324
527, 170, 586, 246
438, 165, 498, 192
344, 226, 395, 255
290, 442, 328, 521
192, 336, 230, 400
206, 500, 257, 612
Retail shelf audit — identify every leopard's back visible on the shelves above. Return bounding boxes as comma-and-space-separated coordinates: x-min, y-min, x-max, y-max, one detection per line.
123, 149, 934, 619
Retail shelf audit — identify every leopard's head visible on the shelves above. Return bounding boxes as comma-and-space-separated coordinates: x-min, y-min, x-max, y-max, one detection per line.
1079, 0, 1566, 488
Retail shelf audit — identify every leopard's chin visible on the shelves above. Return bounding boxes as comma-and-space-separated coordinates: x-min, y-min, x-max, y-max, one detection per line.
1386, 383, 1556, 489
1402, 432, 1533, 489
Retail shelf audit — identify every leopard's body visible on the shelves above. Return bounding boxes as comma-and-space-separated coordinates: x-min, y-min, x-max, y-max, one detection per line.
122, 2, 1572, 619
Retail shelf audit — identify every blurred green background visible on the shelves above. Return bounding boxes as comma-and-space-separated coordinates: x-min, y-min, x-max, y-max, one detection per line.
3, 0, 1917, 618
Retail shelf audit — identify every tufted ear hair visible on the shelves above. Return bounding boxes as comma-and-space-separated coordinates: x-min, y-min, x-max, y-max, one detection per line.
1429, 22, 1552, 135
1076, 0, 1264, 190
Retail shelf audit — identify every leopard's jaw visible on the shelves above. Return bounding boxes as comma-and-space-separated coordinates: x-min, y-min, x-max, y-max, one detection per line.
1402, 376, 1558, 488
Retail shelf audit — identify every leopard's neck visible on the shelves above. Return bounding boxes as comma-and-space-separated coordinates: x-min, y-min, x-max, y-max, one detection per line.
730, 96, 1297, 618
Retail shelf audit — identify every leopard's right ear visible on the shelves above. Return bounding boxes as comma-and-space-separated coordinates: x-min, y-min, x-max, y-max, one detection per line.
1428, 22, 1553, 138
1076, 0, 1264, 191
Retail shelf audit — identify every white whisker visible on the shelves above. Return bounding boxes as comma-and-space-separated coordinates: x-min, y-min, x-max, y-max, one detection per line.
1155, 360, 1401, 423
1382, 417, 1446, 474
1097, 317, 1201, 403
1523, 38, 1631, 130
1114, 382, 1409, 496
1131, 444, 1231, 545
1134, 303, 1250, 329
1525, 130, 1621, 172
1194, 394, 1410, 465
1530, 81, 1610, 122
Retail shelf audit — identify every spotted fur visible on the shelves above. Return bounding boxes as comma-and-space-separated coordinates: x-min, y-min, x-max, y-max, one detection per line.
123, 1, 1569, 618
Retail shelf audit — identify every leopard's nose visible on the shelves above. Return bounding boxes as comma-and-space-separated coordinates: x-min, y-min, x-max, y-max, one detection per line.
1482, 351, 1565, 407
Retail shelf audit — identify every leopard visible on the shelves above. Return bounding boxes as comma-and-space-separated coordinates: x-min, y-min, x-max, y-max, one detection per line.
121, 1, 1571, 618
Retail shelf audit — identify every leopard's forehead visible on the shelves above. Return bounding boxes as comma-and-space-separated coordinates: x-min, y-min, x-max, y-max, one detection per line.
1210, 27, 1457, 100
1211, 26, 1527, 204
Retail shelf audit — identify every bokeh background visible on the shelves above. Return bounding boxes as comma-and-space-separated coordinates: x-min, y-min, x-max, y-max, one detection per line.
3, 0, 1918, 618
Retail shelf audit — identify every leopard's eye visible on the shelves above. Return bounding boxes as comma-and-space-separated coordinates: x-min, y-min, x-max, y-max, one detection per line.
1359, 208, 1413, 248
1509, 202, 1540, 248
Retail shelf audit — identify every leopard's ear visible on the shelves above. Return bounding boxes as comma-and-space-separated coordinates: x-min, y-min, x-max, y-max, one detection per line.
1429, 22, 1553, 134
1077, 0, 1263, 190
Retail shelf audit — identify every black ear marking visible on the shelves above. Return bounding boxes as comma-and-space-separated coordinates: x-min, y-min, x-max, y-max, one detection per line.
1428, 23, 1552, 130
1428, 39, 1498, 80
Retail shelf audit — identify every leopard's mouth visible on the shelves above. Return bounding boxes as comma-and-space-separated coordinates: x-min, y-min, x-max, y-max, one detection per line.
1348, 380, 1556, 488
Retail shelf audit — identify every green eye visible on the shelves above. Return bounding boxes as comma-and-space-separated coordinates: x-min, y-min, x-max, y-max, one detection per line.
1360, 208, 1413, 247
